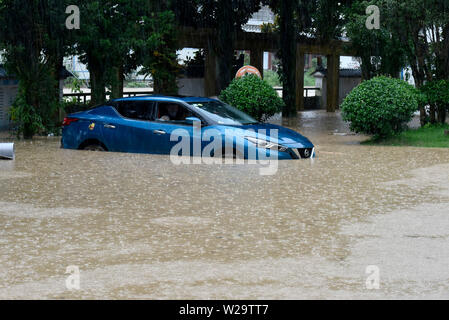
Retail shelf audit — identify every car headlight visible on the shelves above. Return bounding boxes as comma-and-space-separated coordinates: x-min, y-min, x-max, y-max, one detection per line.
245, 137, 288, 152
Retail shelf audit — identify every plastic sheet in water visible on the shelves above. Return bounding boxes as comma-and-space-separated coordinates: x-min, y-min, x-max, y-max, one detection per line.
0, 143, 14, 160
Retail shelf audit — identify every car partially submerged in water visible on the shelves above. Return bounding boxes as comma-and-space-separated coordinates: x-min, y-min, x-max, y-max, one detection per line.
61, 96, 315, 160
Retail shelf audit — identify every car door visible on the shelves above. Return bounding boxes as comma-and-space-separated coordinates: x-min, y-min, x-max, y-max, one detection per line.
151, 102, 205, 156
103, 100, 155, 153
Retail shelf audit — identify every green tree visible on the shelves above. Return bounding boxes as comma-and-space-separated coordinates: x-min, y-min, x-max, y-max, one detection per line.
73, 1, 151, 104
391, 0, 449, 125
138, 1, 179, 95
312, 0, 354, 41
345, 0, 407, 80
174, 0, 264, 92
43, 0, 76, 103
349, 0, 449, 125
421, 80, 449, 124
0, 0, 72, 138
73, 1, 180, 102
266, 0, 310, 117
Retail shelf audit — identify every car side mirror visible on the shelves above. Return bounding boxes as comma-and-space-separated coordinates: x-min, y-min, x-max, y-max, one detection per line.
185, 117, 202, 125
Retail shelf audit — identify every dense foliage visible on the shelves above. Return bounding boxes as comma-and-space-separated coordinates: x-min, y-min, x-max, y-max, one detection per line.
138, 7, 180, 96
346, 0, 449, 125
0, 0, 70, 138
265, 0, 354, 115
420, 80, 449, 124
344, 0, 407, 79
173, 0, 265, 92
0, 0, 180, 137
72, 1, 179, 103
341, 77, 420, 138
219, 74, 284, 122
1, 0, 449, 138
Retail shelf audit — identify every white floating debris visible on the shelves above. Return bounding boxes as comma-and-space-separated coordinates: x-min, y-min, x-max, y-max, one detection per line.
0, 143, 14, 160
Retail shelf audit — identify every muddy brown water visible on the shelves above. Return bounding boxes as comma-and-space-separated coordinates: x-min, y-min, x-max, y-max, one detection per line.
0, 111, 448, 299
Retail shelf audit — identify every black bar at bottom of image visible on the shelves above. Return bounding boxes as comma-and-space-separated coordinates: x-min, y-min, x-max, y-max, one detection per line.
0, 300, 441, 318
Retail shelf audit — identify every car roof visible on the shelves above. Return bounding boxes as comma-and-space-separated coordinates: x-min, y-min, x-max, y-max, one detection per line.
112, 95, 216, 103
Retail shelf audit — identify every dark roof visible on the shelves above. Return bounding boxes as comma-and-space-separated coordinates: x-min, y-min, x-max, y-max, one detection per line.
0, 64, 74, 80
311, 67, 362, 78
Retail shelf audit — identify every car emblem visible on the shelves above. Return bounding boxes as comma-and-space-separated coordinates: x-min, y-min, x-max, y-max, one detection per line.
304, 149, 310, 157
89, 123, 96, 131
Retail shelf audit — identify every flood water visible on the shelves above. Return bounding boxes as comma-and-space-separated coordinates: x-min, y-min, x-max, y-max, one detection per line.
1, 111, 448, 299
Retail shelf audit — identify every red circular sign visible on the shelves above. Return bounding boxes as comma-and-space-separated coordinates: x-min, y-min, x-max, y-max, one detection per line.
235, 65, 262, 79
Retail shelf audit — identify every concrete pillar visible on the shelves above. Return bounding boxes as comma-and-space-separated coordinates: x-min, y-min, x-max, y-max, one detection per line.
326, 54, 340, 112
295, 46, 305, 111
205, 48, 218, 97
250, 48, 264, 78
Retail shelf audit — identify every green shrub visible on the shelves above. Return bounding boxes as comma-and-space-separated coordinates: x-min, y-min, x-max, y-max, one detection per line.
341, 76, 420, 138
420, 79, 449, 124
263, 70, 281, 87
9, 87, 44, 139
219, 74, 285, 122
421, 80, 449, 106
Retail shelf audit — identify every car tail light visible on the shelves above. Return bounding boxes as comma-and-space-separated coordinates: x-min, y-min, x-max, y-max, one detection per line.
62, 117, 79, 126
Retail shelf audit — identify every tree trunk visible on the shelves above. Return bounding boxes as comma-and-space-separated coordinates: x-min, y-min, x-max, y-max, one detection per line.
90, 72, 106, 105
50, 56, 64, 123
88, 55, 106, 105
119, 69, 125, 97
408, 27, 432, 127
409, 58, 427, 127
215, 1, 234, 93
279, 0, 297, 118
110, 65, 124, 99
361, 56, 372, 80
438, 107, 447, 124
430, 104, 437, 124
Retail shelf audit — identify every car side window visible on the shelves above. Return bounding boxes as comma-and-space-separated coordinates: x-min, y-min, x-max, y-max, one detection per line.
116, 101, 155, 121
156, 102, 197, 124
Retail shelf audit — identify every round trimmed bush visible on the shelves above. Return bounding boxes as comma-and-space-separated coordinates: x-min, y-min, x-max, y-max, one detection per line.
341, 76, 420, 138
219, 74, 285, 122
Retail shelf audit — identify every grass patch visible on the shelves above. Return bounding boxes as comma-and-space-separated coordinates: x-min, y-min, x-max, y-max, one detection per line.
362, 124, 449, 148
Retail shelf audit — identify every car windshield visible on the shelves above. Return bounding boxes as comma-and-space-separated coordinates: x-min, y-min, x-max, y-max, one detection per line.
188, 101, 258, 125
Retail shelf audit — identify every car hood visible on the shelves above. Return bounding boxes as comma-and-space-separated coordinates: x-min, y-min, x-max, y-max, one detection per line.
217, 123, 314, 148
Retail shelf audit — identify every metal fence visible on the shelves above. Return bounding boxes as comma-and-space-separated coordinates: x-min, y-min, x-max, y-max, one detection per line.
273, 87, 321, 98
63, 91, 155, 105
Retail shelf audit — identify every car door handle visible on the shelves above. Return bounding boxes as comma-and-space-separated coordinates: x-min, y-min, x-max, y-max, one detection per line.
153, 130, 166, 135
104, 124, 116, 129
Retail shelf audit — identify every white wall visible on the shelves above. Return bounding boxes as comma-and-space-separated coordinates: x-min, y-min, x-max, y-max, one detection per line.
340, 56, 361, 69
318, 77, 361, 109
339, 78, 361, 105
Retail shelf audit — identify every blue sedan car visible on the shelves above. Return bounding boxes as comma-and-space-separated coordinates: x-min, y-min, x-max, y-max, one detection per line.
62, 96, 315, 160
